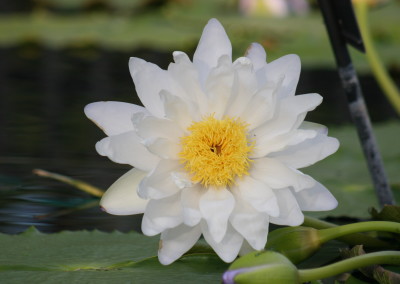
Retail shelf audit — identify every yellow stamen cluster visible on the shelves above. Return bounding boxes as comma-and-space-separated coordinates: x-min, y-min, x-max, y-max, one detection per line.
179, 115, 253, 187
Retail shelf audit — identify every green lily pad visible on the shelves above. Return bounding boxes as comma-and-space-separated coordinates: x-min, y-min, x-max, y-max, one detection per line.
0, 227, 228, 283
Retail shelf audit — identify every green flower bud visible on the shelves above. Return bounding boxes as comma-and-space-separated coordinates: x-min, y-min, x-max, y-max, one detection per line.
223, 251, 298, 284
265, 226, 321, 264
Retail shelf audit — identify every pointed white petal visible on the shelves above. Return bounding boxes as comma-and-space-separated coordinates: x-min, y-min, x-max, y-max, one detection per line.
95, 131, 159, 171
238, 240, 256, 256
181, 186, 205, 227
100, 168, 148, 215
169, 52, 209, 114
141, 193, 183, 236
204, 56, 235, 117
159, 224, 202, 265
235, 176, 279, 217
133, 114, 183, 142
199, 187, 235, 243
138, 160, 184, 200
251, 129, 317, 158
202, 222, 243, 263
84, 101, 147, 136
245, 42, 267, 71
193, 18, 232, 85
144, 137, 181, 160
300, 121, 328, 134
269, 188, 304, 226
160, 91, 198, 131
251, 157, 316, 191
239, 86, 275, 130
230, 191, 269, 250
262, 54, 301, 97
129, 57, 183, 117
224, 57, 258, 118
250, 93, 323, 143
293, 183, 338, 211
271, 134, 340, 169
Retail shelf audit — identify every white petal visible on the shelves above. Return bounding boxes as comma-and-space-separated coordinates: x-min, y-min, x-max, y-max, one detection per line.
239, 85, 275, 130
84, 101, 147, 136
292, 182, 338, 211
204, 56, 235, 118
261, 54, 301, 97
129, 57, 183, 117
159, 224, 202, 265
138, 160, 183, 200
230, 191, 269, 250
269, 188, 304, 226
169, 52, 209, 115
235, 176, 279, 217
250, 93, 323, 143
181, 186, 205, 227
141, 193, 183, 236
251, 157, 316, 191
300, 121, 328, 134
193, 19, 232, 86
160, 91, 197, 131
100, 168, 148, 215
245, 42, 267, 71
199, 187, 235, 243
133, 114, 183, 142
238, 240, 256, 257
224, 57, 258, 118
201, 222, 243, 263
271, 134, 340, 169
95, 131, 159, 171
145, 137, 181, 160
251, 129, 317, 158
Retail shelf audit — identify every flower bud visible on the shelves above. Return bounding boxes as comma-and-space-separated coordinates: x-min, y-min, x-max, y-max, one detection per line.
222, 251, 298, 284
265, 226, 321, 264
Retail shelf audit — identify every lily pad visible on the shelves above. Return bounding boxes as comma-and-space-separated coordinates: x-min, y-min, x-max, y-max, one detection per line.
0, 227, 228, 283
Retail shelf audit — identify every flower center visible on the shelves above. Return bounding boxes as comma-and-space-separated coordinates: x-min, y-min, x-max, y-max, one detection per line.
179, 115, 253, 187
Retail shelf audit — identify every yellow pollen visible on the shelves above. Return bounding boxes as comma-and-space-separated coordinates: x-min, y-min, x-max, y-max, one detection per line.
179, 115, 253, 187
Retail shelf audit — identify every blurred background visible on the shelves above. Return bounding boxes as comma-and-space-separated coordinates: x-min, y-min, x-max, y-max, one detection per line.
0, 0, 399, 234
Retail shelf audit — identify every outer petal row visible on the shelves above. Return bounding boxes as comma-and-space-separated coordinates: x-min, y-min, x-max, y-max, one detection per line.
100, 168, 148, 215
84, 101, 147, 136
95, 131, 159, 172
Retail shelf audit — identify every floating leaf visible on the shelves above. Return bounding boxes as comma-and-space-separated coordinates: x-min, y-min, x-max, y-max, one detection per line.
370, 205, 400, 223
0, 227, 227, 283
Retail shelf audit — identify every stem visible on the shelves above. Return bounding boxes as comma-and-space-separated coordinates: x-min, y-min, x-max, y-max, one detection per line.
303, 216, 393, 248
318, 221, 400, 243
33, 168, 104, 197
303, 215, 336, 229
354, 0, 400, 115
298, 251, 400, 282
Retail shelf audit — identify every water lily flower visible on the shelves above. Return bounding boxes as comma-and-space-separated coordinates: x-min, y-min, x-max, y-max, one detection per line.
85, 19, 339, 265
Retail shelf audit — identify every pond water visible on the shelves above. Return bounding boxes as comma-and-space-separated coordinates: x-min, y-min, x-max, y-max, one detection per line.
0, 45, 398, 234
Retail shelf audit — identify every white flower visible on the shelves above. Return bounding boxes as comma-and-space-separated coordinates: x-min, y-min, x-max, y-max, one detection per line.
84, 19, 339, 265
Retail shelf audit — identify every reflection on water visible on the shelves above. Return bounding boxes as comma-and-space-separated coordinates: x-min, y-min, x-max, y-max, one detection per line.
0, 44, 398, 234
0, 159, 143, 234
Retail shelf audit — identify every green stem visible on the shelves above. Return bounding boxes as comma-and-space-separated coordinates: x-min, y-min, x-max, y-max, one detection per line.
318, 221, 400, 243
33, 168, 104, 197
303, 216, 392, 248
298, 251, 400, 282
354, 0, 400, 115
303, 215, 336, 229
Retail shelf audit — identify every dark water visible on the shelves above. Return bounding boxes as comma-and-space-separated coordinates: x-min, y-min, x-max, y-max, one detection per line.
0, 44, 399, 234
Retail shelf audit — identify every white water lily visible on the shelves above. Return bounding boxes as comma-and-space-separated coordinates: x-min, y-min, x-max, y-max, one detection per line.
85, 19, 339, 265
